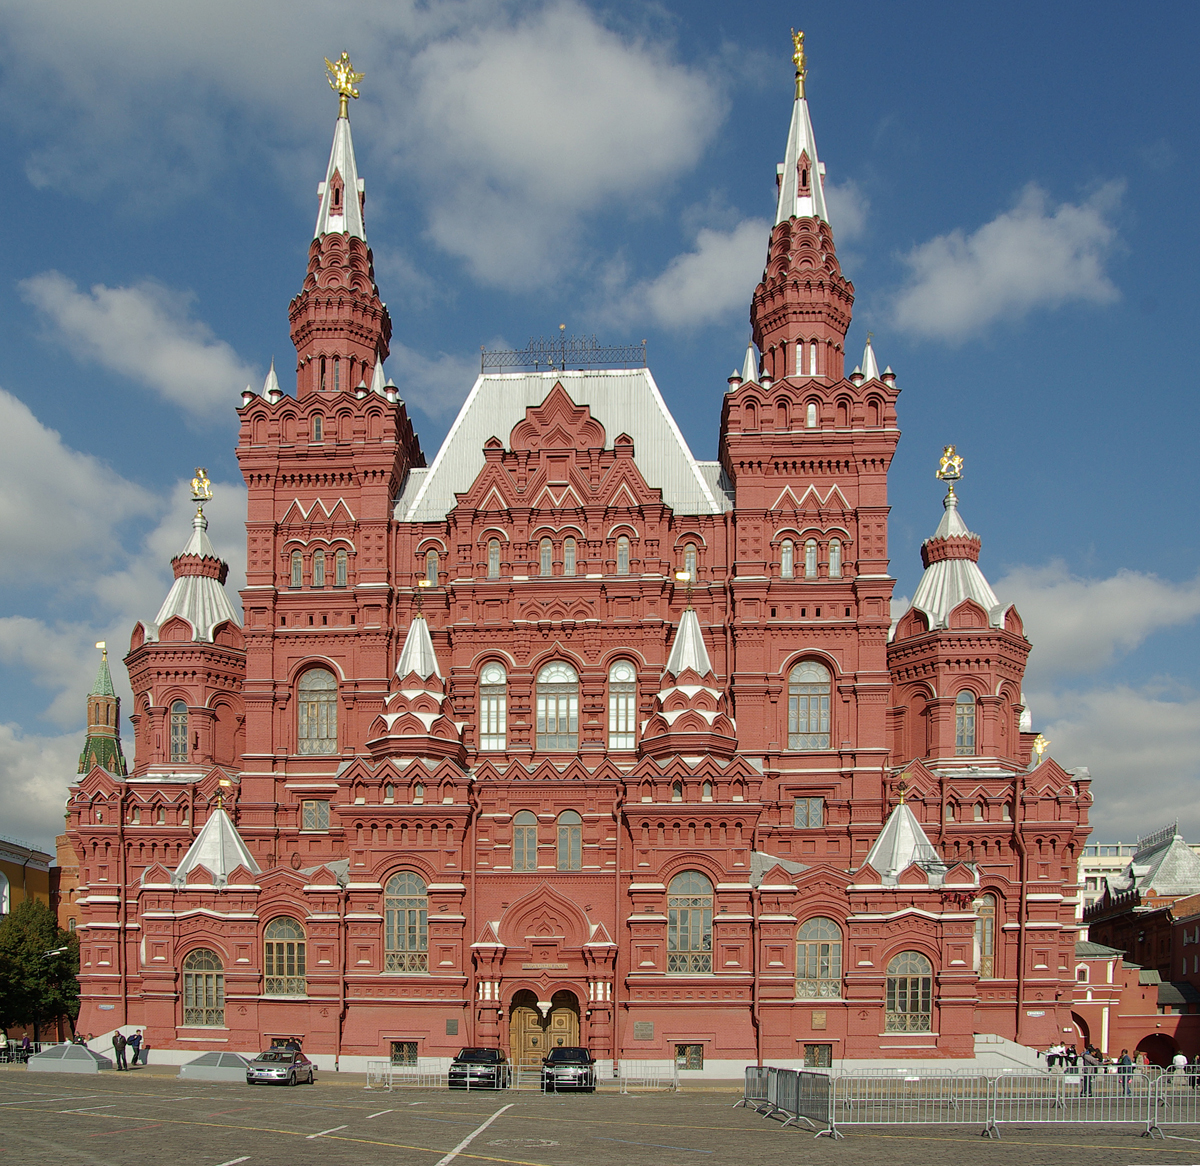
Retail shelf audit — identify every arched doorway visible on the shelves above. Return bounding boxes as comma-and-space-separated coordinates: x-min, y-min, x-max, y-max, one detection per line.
508, 989, 580, 1067
1136, 1033, 1178, 1067
1070, 1011, 1090, 1048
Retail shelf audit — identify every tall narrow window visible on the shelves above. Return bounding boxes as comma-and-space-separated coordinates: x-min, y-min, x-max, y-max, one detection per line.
384, 872, 428, 972
796, 341, 805, 376
479, 663, 507, 751
796, 917, 843, 999
320, 356, 326, 392
512, 810, 538, 871
829, 538, 842, 578
780, 540, 795, 579
540, 538, 553, 576
290, 551, 303, 587
885, 951, 933, 1032
804, 539, 818, 578
170, 700, 188, 762
425, 550, 439, 586
264, 918, 306, 995
412, 782, 424, 804
297, 668, 338, 754
487, 539, 501, 579
335, 549, 347, 587
684, 544, 697, 580
312, 415, 323, 442
976, 892, 997, 978
557, 810, 582, 870
616, 536, 630, 575
806, 401, 817, 427
667, 872, 713, 973
788, 662, 831, 750
312, 550, 326, 587
333, 357, 340, 393
536, 662, 579, 750
182, 949, 224, 1026
563, 537, 577, 576
955, 691, 976, 755
608, 660, 637, 750
810, 342, 818, 378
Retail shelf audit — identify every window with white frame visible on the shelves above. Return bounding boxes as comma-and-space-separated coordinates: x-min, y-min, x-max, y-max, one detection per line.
616, 536, 631, 575
479, 663, 507, 751
384, 872, 428, 972
557, 810, 582, 870
667, 872, 713, 973
796, 917, 843, 999
536, 662, 579, 750
788, 662, 831, 750
608, 661, 637, 750
781, 539, 794, 578
297, 669, 338, 754
540, 538, 553, 576
513, 811, 537, 871
885, 951, 933, 1032
804, 539, 818, 578
487, 539, 501, 579
829, 538, 842, 578
564, 537, 577, 576
312, 549, 326, 587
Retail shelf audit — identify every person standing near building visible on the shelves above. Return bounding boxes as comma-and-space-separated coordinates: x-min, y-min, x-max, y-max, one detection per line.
1173, 1049, 1189, 1082
112, 1030, 127, 1071
1117, 1049, 1133, 1095
127, 1030, 143, 1067
1080, 1046, 1102, 1096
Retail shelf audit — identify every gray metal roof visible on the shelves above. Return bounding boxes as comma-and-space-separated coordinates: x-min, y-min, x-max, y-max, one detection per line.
142, 512, 241, 644
1107, 827, 1200, 898
862, 802, 948, 885
396, 615, 441, 680
1075, 940, 1125, 958
665, 608, 713, 676
172, 806, 260, 888
395, 370, 724, 522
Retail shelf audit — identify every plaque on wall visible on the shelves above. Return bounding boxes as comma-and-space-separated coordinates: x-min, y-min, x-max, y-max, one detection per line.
446, 1018, 459, 1035
811, 1010, 827, 1031
633, 1021, 654, 1040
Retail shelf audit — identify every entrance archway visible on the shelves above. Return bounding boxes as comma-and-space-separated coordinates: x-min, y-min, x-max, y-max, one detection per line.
1136, 1033, 1178, 1067
508, 989, 580, 1067
1070, 1011, 1090, 1047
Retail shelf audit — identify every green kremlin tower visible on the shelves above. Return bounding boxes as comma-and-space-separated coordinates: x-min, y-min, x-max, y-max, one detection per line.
78, 643, 127, 776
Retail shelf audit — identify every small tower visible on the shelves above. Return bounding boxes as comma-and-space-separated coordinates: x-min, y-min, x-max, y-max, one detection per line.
78, 643, 127, 776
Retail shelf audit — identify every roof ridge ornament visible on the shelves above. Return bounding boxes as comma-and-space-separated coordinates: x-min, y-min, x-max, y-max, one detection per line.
191, 467, 213, 518
326, 51, 363, 120
791, 28, 806, 99
936, 444, 964, 500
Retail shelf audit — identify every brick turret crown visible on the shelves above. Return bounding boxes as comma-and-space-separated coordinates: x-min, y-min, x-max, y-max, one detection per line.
79, 645, 127, 776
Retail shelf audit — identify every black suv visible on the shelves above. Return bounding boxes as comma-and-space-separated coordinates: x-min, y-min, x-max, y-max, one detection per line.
448, 1047, 509, 1090
541, 1046, 596, 1092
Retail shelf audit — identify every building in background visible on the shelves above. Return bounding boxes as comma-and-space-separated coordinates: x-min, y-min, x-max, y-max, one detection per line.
64, 40, 1091, 1071
0, 835, 52, 916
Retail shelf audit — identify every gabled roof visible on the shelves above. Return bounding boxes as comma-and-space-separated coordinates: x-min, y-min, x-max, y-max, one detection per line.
314, 113, 365, 240
395, 371, 724, 521
172, 806, 260, 889
1107, 823, 1200, 899
1075, 940, 1124, 958
664, 607, 713, 677
861, 802, 947, 885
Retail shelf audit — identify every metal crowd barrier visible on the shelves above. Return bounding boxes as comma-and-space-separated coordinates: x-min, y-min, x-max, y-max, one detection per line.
364, 1060, 445, 1089
619, 1059, 679, 1092
737, 1064, 1195, 1139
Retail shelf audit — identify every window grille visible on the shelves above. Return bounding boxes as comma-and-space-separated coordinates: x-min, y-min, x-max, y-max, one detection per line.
788, 662, 831, 749
796, 917, 842, 999
297, 669, 337, 754
675, 1044, 704, 1069
564, 537, 577, 576
479, 663, 507, 750
608, 660, 636, 750
312, 550, 325, 587
513, 811, 538, 871
667, 872, 713, 973
182, 948, 224, 1026
781, 539, 794, 578
536, 662, 579, 750
885, 951, 933, 1032
794, 796, 824, 828
384, 872, 428, 972
956, 692, 976, 755
557, 810, 582, 870
264, 918, 306, 995
301, 800, 329, 830
390, 1040, 418, 1066
170, 701, 189, 763
616, 536, 630, 575
487, 539, 501, 579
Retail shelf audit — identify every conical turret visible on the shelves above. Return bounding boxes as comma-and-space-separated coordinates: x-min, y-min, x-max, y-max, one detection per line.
78, 643, 127, 775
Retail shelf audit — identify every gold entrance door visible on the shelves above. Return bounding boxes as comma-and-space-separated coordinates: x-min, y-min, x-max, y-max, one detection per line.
547, 990, 580, 1049
509, 990, 548, 1067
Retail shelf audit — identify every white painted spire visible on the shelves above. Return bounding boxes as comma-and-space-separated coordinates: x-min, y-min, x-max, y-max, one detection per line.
143, 510, 241, 644
172, 805, 260, 888
862, 801, 944, 885
370, 356, 386, 397
775, 75, 828, 225
665, 607, 713, 677
861, 335, 880, 381
262, 358, 281, 397
314, 113, 366, 241
741, 342, 759, 385
397, 615, 441, 680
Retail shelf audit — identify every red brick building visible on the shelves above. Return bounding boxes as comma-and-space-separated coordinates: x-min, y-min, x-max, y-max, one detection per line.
65, 46, 1090, 1072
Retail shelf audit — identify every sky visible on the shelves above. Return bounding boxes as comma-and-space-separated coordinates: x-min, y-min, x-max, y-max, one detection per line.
0, 0, 1197, 853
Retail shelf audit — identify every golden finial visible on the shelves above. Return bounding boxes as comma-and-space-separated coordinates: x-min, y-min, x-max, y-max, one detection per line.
936, 444, 964, 498
216, 777, 232, 811
191, 467, 213, 517
896, 777, 908, 805
791, 29, 807, 98
326, 51, 364, 119
95, 640, 107, 661
1032, 733, 1050, 762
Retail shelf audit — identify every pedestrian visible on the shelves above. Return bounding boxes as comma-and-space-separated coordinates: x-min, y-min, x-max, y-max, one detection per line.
1081, 1045, 1102, 1096
140, 1037, 150, 1066
1067, 1044, 1079, 1069
112, 1030, 127, 1071
128, 1030, 143, 1067
1118, 1048, 1133, 1095
1174, 1049, 1189, 1082
1192, 1054, 1200, 1090
19, 1033, 31, 1063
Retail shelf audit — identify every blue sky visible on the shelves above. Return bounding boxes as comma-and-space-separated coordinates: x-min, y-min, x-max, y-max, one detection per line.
0, 0, 1197, 851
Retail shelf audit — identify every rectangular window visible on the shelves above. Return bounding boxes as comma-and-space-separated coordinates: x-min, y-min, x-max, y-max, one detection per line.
804, 1044, 833, 1068
788, 690, 830, 749
675, 1044, 704, 1070
537, 689, 579, 750
609, 685, 636, 750
557, 825, 581, 871
513, 825, 537, 871
794, 797, 825, 829
390, 1040, 418, 1066
301, 800, 330, 830
480, 688, 507, 751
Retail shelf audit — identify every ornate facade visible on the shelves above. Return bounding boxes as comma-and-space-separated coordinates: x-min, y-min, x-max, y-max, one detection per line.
65, 46, 1091, 1070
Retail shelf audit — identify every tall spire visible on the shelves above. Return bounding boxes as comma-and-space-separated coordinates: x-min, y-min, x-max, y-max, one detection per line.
396, 614, 441, 681
861, 333, 880, 381
775, 29, 829, 226
314, 54, 366, 241
172, 805, 260, 889
79, 642, 127, 775
665, 607, 714, 678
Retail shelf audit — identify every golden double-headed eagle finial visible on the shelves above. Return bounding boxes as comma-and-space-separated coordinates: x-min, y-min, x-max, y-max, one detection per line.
191, 467, 213, 516
326, 51, 364, 119
1032, 733, 1050, 761
791, 29, 807, 97
936, 445, 964, 496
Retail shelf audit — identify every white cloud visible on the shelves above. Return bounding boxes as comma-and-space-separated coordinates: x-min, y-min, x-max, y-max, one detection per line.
388, 342, 479, 421
825, 178, 869, 242
891, 182, 1122, 341
0, 386, 156, 581
611, 218, 768, 331
0, 724, 83, 852
21, 272, 258, 421
996, 561, 1200, 684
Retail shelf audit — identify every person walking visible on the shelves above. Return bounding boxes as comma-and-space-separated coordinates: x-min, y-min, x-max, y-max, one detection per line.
128, 1030, 143, 1067
112, 1030, 127, 1071
1174, 1049, 1189, 1083
19, 1034, 31, 1063
1117, 1049, 1133, 1095
1191, 1054, 1200, 1089
1080, 1046, 1101, 1096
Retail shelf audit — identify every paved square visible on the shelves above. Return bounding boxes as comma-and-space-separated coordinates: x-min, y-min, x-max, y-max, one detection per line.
1, 1065, 1196, 1166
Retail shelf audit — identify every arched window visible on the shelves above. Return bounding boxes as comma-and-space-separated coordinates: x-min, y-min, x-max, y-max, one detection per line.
806, 401, 818, 427
479, 663, 507, 751
0, 870, 9, 915
290, 551, 303, 587
487, 539, 501, 579
536, 662, 579, 751
829, 538, 842, 578
412, 782, 424, 804
319, 356, 327, 392
312, 549, 326, 587
182, 948, 224, 1026
425, 550, 439, 586
701, 781, 713, 801
297, 668, 338, 755
788, 661, 831, 749
540, 538, 553, 576
885, 951, 933, 1032
333, 357, 340, 393
976, 893, 997, 978
384, 872, 428, 972
667, 872, 713, 973
312, 415, 323, 443
795, 342, 804, 377
956, 691, 976, 755
557, 810, 582, 871
671, 781, 683, 802
564, 537, 577, 577
780, 539, 794, 579
263, 918, 306, 996
513, 810, 537, 871
684, 544, 698, 580
170, 701, 189, 763
384, 783, 394, 803
616, 536, 630, 575
335, 549, 348, 587
804, 539, 818, 578
608, 660, 636, 750
796, 917, 843, 999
